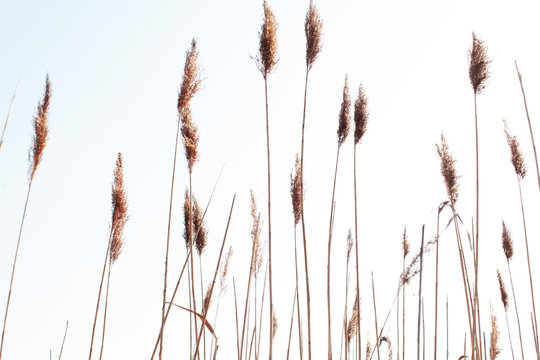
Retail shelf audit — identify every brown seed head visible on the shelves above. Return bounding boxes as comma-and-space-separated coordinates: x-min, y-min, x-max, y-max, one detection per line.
436, 134, 460, 206
346, 229, 353, 262
219, 246, 233, 295
489, 310, 501, 359
504, 120, 527, 179
496, 270, 509, 311
354, 84, 368, 145
347, 288, 360, 344
110, 152, 128, 264
305, 1, 322, 70
203, 283, 212, 315
501, 221, 513, 261
366, 340, 372, 359
181, 106, 199, 174
193, 196, 207, 255
290, 154, 303, 225
402, 226, 409, 259
256, 0, 278, 77
337, 75, 351, 146
29, 75, 51, 180
380, 336, 393, 360
468, 32, 491, 94
177, 39, 202, 113
272, 311, 278, 339
183, 189, 193, 249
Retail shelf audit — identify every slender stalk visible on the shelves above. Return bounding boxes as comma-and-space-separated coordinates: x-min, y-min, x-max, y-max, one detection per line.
0, 179, 34, 359
300, 66, 313, 360
472, 91, 481, 360
403, 256, 406, 360
397, 285, 400, 360
293, 225, 304, 360
517, 179, 540, 359
58, 321, 68, 360
257, 264, 269, 360
343, 251, 350, 360
188, 261, 193, 358
422, 300, 425, 360
416, 226, 425, 360
446, 296, 449, 360
193, 195, 237, 359
0, 85, 18, 153
434, 206, 441, 360
515, 61, 540, 192
353, 144, 362, 360
98, 259, 112, 360
199, 257, 206, 360
372, 273, 381, 360
189, 175, 201, 360
328, 146, 341, 360
504, 311, 516, 360
506, 260, 525, 360
286, 287, 297, 360
234, 278, 241, 360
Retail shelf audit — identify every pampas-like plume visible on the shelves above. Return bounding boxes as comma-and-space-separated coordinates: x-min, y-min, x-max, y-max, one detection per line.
497, 271, 509, 311
353, 84, 368, 145
337, 76, 351, 147
203, 284, 212, 316
110, 153, 127, 264
504, 120, 527, 179
256, 1, 278, 77
177, 39, 202, 113
346, 229, 353, 262
305, 1, 322, 70
402, 227, 409, 259
347, 289, 360, 344
29, 75, 51, 180
366, 341, 373, 359
468, 33, 491, 94
490, 311, 501, 359
181, 106, 199, 174
436, 134, 459, 206
194, 197, 207, 255
501, 221, 514, 261
219, 247, 233, 295
290, 154, 302, 225
183, 189, 193, 249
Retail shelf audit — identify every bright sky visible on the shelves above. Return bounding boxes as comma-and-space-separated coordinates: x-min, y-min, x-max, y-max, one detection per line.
1, 0, 540, 359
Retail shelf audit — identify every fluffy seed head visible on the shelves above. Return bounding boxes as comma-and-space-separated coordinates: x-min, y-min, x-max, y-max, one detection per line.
490, 310, 501, 359
504, 120, 527, 179
219, 246, 233, 295
305, 1, 322, 70
177, 39, 202, 113
380, 336, 393, 360
272, 311, 278, 339
366, 340, 372, 359
110, 153, 128, 264
496, 270, 509, 311
347, 288, 360, 344
354, 84, 368, 144
29, 75, 51, 180
346, 229, 353, 262
337, 75, 351, 146
193, 196, 207, 255
203, 284, 212, 315
436, 134, 460, 206
181, 106, 199, 174
183, 189, 193, 249
501, 221, 513, 261
256, 0, 278, 77
402, 226, 409, 259
468, 32, 491, 94
290, 154, 303, 225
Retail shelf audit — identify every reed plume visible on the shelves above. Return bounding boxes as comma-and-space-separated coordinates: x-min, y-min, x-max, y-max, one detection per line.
1, 75, 51, 360
497, 270, 515, 360
182, 106, 199, 174
469, 33, 491, 359
327, 75, 351, 360
490, 311, 501, 360
347, 288, 360, 350
504, 120, 527, 179
178, 40, 202, 113
193, 197, 207, 255
436, 134, 459, 206
305, 1, 322, 70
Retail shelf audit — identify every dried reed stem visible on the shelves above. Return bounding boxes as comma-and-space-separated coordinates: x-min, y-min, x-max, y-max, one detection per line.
434, 204, 443, 360
416, 226, 425, 360
234, 278, 240, 360
403, 228, 409, 360
98, 259, 112, 360
0, 84, 18, 153
286, 287, 297, 360
505, 257, 524, 359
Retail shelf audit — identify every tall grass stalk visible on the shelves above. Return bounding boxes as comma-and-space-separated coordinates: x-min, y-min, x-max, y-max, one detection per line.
434, 204, 445, 359
286, 287, 297, 360
0, 85, 18, 153
416, 226, 425, 360
371, 273, 381, 360
402, 228, 409, 360
1, 75, 50, 360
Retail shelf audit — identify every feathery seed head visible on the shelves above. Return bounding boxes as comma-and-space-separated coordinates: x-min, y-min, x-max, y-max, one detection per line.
337, 75, 351, 146
29, 75, 51, 180
110, 152, 128, 264
468, 32, 490, 94
177, 39, 202, 113
354, 84, 368, 145
346, 229, 353, 262
489, 309, 501, 359
290, 154, 303, 225
193, 196, 207, 255
402, 226, 409, 259
347, 288, 359, 344
256, 0, 278, 77
436, 134, 460, 206
219, 246, 233, 295
203, 284, 212, 315
181, 105, 199, 174
272, 311, 278, 339
305, 1, 322, 70
366, 340, 372, 359
183, 189, 193, 249
501, 221, 513, 261
496, 270, 509, 311
380, 336, 393, 360
503, 120, 527, 179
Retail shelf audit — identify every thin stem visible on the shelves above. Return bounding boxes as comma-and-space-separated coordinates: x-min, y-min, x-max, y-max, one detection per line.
472, 90, 481, 360
353, 143, 362, 360
403, 257, 406, 360
372, 273, 381, 360
257, 264, 269, 360
515, 61, 540, 192
328, 145, 341, 360
422, 300, 425, 360
517, 179, 540, 359
0, 179, 33, 359
199, 256, 206, 360
417, 226, 425, 360
0, 85, 18, 153
293, 225, 304, 360
58, 321, 68, 360
446, 296, 449, 360
189, 175, 201, 360
505, 311, 516, 360
434, 206, 441, 360
506, 260, 525, 360
300, 66, 312, 360
286, 287, 297, 360
98, 259, 112, 360
343, 254, 350, 360
234, 279, 241, 360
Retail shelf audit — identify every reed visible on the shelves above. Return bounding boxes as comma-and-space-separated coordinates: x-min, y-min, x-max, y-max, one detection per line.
0, 75, 50, 360
402, 228, 409, 360
372, 272, 381, 360
0, 84, 18, 153
489, 310, 500, 360
496, 270, 515, 360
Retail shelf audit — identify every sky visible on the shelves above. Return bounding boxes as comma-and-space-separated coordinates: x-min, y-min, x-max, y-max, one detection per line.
1, 0, 540, 359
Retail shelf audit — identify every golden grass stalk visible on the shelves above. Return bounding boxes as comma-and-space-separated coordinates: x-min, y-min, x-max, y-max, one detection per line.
0, 84, 18, 153
514, 61, 540, 192
469, 33, 491, 360
341, 230, 353, 360
347, 288, 359, 354
504, 122, 540, 359
416, 227, 425, 360
286, 287, 297, 360
353, 83, 368, 360
402, 228, 409, 360
290, 155, 304, 360
0, 75, 50, 360
327, 75, 350, 360
300, 4, 322, 358
497, 271, 515, 360
234, 278, 241, 360
501, 222, 524, 360
372, 272, 381, 360
160, 38, 201, 360
256, 263, 269, 360
255, 2, 278, 356
193, 195, 237, 360
434, 203, 446, 360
